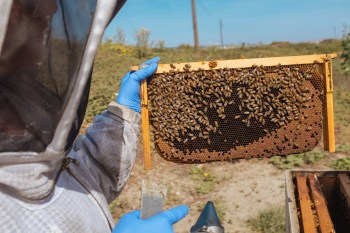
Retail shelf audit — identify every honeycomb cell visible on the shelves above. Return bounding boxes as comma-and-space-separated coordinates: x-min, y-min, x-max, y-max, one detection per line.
147, 63, 325, 163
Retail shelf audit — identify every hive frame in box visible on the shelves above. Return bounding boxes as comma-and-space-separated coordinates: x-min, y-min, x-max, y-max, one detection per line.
133, 54, 337, 169
285, 170, 350, 233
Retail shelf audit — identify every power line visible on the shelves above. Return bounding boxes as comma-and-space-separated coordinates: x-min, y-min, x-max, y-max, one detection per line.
197, 0, 218, 20
197, 0, 225, 47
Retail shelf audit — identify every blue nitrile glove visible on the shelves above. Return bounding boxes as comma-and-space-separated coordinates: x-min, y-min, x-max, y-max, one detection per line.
112, 205, 189, 233
116, 57, 160, 113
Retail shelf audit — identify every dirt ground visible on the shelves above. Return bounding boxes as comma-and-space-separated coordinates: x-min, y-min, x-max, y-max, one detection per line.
112, 144, 286, 233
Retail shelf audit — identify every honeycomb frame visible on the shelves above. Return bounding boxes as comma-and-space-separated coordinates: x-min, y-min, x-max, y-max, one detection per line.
135, 54, 336, 166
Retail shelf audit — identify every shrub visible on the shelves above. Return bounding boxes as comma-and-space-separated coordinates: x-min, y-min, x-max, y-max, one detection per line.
135, 28, 151, 58
269, 150, 327, 169
115, 27, 126, 45
269, 154, 304, 169
246, 206, 285, 233
336, 144, 350, 153
189, 166, 217, 194
331, 157, 350, 170
341, 26, 350, 75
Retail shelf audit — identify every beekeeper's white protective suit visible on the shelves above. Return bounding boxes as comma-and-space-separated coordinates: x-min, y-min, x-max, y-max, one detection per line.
0, 0, 138, 232
0, 1, 189, 232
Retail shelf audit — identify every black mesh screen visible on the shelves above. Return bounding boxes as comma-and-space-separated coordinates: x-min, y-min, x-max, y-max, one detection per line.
0, 0, 97, 152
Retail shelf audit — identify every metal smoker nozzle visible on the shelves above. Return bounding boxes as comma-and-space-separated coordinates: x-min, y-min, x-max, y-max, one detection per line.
190, 201, 225, 233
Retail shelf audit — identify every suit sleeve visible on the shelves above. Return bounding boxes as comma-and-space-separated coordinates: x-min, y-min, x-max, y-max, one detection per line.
68, 102, 141, 203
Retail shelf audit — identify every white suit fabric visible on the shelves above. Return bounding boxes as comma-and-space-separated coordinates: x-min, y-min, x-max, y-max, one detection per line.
0, 102, 140, 233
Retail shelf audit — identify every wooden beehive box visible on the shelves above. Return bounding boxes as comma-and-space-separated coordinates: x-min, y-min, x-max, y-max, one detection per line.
285, 170, 350, 233
135, 54, 337, 168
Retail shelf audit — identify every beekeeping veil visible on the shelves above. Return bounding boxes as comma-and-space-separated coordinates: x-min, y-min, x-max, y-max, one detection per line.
0, 0, 126, 199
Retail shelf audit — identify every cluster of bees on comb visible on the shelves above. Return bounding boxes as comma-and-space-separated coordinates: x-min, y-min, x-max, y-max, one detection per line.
147, 62, 324, 160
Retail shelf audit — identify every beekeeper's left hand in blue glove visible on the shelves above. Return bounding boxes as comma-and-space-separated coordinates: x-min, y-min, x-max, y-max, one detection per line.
112, 205, 189, 233
116, 57, 159, 112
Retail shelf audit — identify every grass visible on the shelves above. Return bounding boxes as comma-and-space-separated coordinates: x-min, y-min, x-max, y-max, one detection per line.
336, 144, 350, 153
189, 166, 217, 194
269, 150, 327, 170
333, 87, 350, 144
331, 157, 350, 170
246, 206, 285, 233
109, 199, 128, 220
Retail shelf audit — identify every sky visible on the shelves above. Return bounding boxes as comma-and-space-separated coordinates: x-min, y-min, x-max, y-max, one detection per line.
104, 0, 350, 48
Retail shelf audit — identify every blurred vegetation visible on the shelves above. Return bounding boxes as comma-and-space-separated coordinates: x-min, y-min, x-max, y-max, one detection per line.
331, 157, 350, 170
189, 166, 217, 194
135, 28, 151, 59
115, 27, 126, 45
90, 38, 343, 122
334, 86, 350, 144
336, 144, 350, 152
246, 206, 285, 233
341, 26, 350, 75
269, 150, 327, 170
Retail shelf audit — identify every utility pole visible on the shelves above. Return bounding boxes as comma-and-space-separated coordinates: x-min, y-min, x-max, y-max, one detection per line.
220, 19, 224, 48
191, 0, 199, 51
333, 26, 337, 39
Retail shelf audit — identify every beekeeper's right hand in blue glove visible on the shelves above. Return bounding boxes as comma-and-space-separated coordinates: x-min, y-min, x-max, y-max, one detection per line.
112, 205, 189, 233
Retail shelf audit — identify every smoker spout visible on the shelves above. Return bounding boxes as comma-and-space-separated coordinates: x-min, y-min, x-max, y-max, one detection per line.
190, 201, 225, 233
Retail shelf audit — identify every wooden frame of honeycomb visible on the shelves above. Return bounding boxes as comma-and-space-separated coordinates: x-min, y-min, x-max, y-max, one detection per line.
132, 54, 337, 169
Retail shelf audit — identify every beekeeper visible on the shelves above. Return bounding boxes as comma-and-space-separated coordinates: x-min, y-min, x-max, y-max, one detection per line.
0, 0, 188, 232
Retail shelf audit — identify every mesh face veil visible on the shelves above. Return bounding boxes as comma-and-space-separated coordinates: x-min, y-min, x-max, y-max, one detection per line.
0, 0, 13, 55
0, 0, 126, 153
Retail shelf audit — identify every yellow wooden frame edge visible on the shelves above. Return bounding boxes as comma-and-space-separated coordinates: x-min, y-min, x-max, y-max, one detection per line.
137, 54, 337, 169
132, 54, 337, 73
